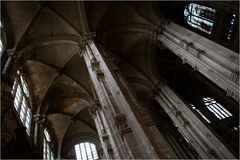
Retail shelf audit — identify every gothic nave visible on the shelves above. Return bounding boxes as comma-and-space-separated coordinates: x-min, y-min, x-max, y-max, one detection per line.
1, 1, 239, 159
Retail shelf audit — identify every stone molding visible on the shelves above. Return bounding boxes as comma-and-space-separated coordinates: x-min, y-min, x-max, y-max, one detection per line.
114, 113, 132, 136
179, 40, 206, 58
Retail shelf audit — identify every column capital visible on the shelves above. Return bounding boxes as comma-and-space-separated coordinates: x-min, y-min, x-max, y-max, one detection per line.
88, 101, 101, 118
33, 114, 46, 123
80, 32, 96, 46
152, 26, 164, 44
6, 49, 15, 56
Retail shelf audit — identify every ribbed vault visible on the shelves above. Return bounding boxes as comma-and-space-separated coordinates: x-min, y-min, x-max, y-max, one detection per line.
3, 1, 165, 157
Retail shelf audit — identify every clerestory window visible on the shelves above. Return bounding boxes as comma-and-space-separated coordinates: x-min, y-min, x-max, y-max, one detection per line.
11, 70, 32, 135
75, 142, 98, 160
190, 97, 233, 123
203, 97, 232, 120
184, 3, 216, 34
43, 128, 54, 160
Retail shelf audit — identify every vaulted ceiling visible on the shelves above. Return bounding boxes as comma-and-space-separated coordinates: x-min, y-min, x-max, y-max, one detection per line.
3, 1, 164, 156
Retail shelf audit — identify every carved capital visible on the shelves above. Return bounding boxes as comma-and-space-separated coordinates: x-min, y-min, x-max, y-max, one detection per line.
88, 101, 101, 118
33, 114, 46, 123
84, 32, 96, 40
6, 49, 15, 56
152, 25, 166, 45
79, 32, 96, 47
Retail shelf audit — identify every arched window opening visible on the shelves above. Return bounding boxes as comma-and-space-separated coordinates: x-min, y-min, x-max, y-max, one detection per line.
203, 97, 232, 120
184, 3, 215, 34
190, 104, 211, 123
43, 128, 54, 160
75, 142, 98, 160
11, 70, 32, 135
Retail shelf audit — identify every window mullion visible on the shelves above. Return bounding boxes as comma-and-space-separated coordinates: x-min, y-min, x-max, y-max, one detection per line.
79, 144, 83, 160
213, 103, 229, 118
90, 143, 94, 159
84, 143, 88, 160
12, 78, 20, 96
18, 91, 24, 114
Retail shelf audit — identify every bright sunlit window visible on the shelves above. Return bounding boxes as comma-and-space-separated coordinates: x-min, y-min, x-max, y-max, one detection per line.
11, 70, 32, 135
75, 142, 98, 160
43, 128, 54, 160
203, 97, 232, 120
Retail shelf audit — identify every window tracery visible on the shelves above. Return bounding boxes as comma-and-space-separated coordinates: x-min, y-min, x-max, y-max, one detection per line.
190, 97, 232, 123
11, 70, 32, 135
203, 97, 232, 120
184, 3, 215, 34
75, 142, 98, 160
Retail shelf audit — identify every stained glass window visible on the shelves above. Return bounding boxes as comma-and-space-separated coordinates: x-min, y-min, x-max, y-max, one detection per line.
184, 3, 216, 34
75, 142, 98, 160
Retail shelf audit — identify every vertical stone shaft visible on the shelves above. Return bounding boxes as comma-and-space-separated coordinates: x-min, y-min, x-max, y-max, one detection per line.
157, 21, 239, 101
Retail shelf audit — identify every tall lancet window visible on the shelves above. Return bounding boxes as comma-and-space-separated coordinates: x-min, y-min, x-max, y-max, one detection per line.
43, 128, 54, 160
184, 3, 216, 34
11, 70, 32, 135
75, 142, 98, 160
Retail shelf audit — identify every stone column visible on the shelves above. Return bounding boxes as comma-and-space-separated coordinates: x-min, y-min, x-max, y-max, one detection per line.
2, 49, 15, 76
156, 21, 239, 101
154, 85, 236, 159
89, 101, 113, 159
80, 38, 158, 159
136, 107, 177, 159
33, 114, 46, 155
103, 50, 177, 159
